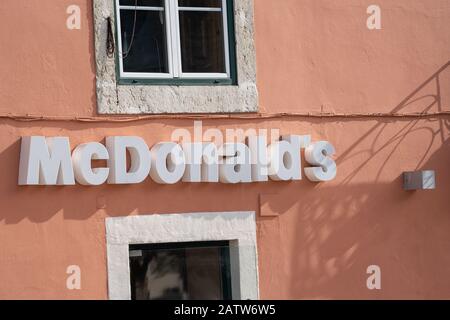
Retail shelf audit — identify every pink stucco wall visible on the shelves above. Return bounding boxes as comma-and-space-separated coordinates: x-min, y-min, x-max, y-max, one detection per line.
0, 0, 449, 299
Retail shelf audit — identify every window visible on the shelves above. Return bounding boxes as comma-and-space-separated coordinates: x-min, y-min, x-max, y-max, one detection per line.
105, 212, 259, 299
129, 241, 232, 300
116, 0, 236, 84
94, 0, 257, 113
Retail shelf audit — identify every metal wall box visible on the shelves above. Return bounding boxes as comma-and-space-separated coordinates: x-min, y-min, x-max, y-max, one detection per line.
403, 170, 436, 191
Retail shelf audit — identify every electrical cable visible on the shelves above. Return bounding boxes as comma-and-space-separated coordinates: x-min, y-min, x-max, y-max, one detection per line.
121, 0, 138, 59
0, 111, 448, 123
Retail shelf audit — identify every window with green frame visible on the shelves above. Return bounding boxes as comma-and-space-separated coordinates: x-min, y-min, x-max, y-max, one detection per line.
129, 241, 232, 300
115, 0, 237, 85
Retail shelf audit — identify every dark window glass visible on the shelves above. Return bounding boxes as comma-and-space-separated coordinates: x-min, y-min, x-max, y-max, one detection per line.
129, 241, 232, 300
120, 10, 169, 73
178, 0, 222, 8
120, 0, 164, 6
179, 11, 226, 73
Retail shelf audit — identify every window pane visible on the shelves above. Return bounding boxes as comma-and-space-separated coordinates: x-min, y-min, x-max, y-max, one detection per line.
129, 242, 231, 300
119, 0, 164, 7
120, 10, 169, 73
179, 11, 226, 73
178, 0, 222, 8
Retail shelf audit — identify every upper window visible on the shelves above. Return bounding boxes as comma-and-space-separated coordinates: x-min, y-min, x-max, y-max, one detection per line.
94, 0, 257, 113
116, 0, 236, 84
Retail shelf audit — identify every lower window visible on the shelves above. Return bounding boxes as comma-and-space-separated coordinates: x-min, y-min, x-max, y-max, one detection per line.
129, 241, 232, 300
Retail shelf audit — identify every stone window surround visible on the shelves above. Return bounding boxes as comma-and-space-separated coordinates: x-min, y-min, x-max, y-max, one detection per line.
106, 211, 259, 300
93, 0, 258, 114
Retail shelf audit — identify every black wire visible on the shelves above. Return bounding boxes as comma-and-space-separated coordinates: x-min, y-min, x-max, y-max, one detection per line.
122, 0, 139, 59
106, 17, 115, 58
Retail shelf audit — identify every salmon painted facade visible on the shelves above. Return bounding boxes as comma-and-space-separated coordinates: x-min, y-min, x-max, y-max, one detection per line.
0, 0, 449, 299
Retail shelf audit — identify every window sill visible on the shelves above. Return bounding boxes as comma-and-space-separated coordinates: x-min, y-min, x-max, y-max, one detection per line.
118, 77, 236, 86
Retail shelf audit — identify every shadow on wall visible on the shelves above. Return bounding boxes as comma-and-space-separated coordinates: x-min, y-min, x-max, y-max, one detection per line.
266, 141, 450, 300
337, 60, 450, 185
260, 61, 450, 299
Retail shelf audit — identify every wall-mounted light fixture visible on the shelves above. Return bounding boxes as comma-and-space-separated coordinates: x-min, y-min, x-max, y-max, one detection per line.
403, 170, 435, 191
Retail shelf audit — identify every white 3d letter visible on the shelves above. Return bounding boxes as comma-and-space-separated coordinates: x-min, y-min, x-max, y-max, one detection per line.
268, 135, 309, 181
18, 136, 75, 185
248, 136, 269, 182
182, 143, 219, 183
150, 143, 186, 184
106, 137, 151, 184
72, 142, 109, 186
304, 141, 337, 182
219, 143, 252, 184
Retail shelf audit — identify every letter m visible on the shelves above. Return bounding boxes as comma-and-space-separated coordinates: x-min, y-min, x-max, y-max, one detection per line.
18, 136, 75, 185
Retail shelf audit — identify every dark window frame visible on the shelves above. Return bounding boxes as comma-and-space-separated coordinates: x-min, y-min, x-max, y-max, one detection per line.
129, 240, 233, 300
